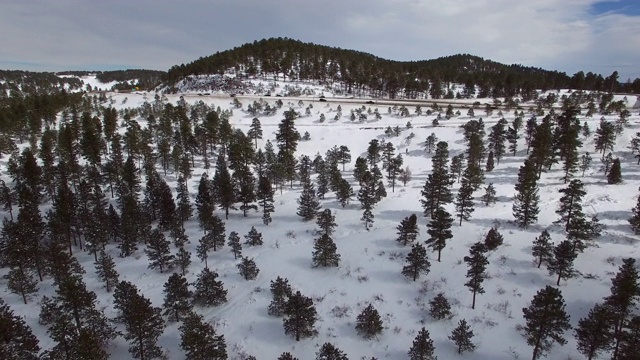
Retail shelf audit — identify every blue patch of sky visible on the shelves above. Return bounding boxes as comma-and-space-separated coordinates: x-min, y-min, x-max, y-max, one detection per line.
590, 0, 640, 16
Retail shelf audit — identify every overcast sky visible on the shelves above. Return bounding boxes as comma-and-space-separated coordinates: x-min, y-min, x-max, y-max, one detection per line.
1, 0, 639, 80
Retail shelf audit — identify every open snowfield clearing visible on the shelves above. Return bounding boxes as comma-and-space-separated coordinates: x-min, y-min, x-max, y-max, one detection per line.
1, 90, 639, 360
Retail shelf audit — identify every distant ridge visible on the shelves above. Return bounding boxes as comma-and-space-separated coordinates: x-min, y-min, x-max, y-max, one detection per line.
164, 37, 626, 98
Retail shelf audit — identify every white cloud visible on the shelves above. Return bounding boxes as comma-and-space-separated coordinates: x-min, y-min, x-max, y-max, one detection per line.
0, 0, 638, 79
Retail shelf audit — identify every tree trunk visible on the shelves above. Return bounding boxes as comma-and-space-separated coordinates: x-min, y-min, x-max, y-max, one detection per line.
471, 289, 477, 309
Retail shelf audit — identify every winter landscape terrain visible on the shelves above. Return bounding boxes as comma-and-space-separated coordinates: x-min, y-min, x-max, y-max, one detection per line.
1, 66, 640, 360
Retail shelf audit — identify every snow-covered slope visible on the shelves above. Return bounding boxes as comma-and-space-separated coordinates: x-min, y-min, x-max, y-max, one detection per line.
1, 91, 639, 360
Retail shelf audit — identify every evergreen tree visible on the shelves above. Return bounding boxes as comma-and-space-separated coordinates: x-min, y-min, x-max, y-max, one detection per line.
507, 125, 519, 156
175, 176, 193, 230
594, 120, 616, 159
488, 119, 507, 164
425, 207, 453, 262
283, 291, 318, 341
113, 281, 166, 360
297, 176, 320, 221
547, 240, 578, 286
485, 150, 495, 172
420, 142, 453, 217
532, 230, 554, 269
163, 273, 193, 322
555, 179, 587, 231
448, 319, 476, 354
629, 188, 640, 235
529, 116, 555, 178
464, 242, 489, 309
174, 246, 192, 276
358, 171, 377, 230
316, 342, 349, 360
522, 285, 571, 360
213, 154, 235, 219
513, 159, 540, 228
94, 250, 119, 292
0, 298, 40, 360
278, 352, 299, 360
237, 257, 259, 280
355, 304, 384, 340
195, 172, 214, 233
574, 303, 613, 360
209, 215, 226, 252
247, 117, 263, 148
402, 243, 431, 281
450, 154, 464, 183
454, 171, 475, 225
316, 208, 338, 237
256, 175, 275, 225
484, 226, 504, 250
145, 228, 175, 273
335, 178, 354, 207
353, 156, 369, 184
424, 133, 438, 154
7, 267, 38, 304
396, 213, 419, 246
407, 327, 437, 360
580, 152, 592, 177
603, 258, 640, 360
192, 267, 227, 307
244, 226, 263, 246
312, 234, 340, 267
618, 315, 640, 360
227, 231, 242, 259
607, 158, 622, 184
480, 183, 497, 206
268, 276, 293, 317
429, 292, 452, 320
180, 312, 227, 360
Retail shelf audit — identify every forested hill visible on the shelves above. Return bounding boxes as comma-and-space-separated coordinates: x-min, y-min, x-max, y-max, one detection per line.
164, 37, 633, 98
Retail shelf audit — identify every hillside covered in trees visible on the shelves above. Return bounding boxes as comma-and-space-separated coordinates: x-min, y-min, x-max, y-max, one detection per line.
164, 37, 639, 98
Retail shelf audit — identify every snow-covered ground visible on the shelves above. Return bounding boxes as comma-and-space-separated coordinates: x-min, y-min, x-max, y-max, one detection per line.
1, 90, 639, 359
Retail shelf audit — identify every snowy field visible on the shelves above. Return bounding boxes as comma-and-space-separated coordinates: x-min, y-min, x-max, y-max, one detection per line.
1, 84, 639, 359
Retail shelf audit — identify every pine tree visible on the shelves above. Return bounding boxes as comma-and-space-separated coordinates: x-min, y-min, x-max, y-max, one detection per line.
464, 242, 489, 309
297, 176, 320, 221
450, 154, 464, 183
396, 214, 419, 246
195, 172, 214, 233
429, 292, 452, 320
358, 171, 377, 230
268, 276, 293, 317
244, 226, 263, 246
426, 207, 453, 262
256, 176, 275, 225
480, 183, 497, 206
513, 159, 540, 228
278, 352, 299, 360
312, 234, 341, 267
607, 158, 622, 184
316, 342, 349, 360
113, 281, 166, 360
455, 171, 475, 225
507, 125, 519, 156
0, 298, 40, 360
213, 154, 235, 219
555, 179, 587, 231
316, 208, 337, 236
402, 243, 431, 281
522, 285, 571, 360
283, 291, 318, 341
574, 303, 613, 360
237, 257, 259, 280
603, 258, 640, 360
192, 267, 227, 307
180, 312, 227, 360
7, 267, 38, 304
227, 231, 242, 259
163, 273, 193, 322
420, 142, 452, 217
594, 120, 616, 158
547, 240, 578, 286
448, 319, 476, 354
95, 250, 119, 292
408, 327, 437, 360
174, 246, 192, 275
485, 150, 495, 172
618, 315, 640, 360
532, 230, 554, 268
355, 304, 384, 340
424, 133, 438, 153
484, 226, 504, 250
580, 152, 592, 177
629, 188, 640, 235
335, 178, 354, 207
145, 228, 175, 273
248, 117, 263, 148
175, 176, 193, 230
